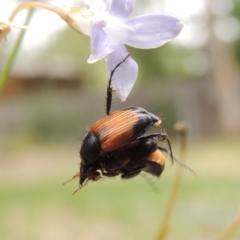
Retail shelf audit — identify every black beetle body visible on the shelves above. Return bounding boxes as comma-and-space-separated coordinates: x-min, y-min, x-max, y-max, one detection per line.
63, 54, 192, 192
80, 106, 160, 162
78, 106, 162, 185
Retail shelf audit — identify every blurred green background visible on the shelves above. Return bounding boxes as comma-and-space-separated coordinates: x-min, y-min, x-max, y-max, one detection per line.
1, 0, 240, 240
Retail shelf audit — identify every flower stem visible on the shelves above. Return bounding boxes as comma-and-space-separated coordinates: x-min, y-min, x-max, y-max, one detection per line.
8, 2, 64, 22
0, 1, 67, 92
0, 3, 37, 92
155, 121, 189, 240
217, 211, 240, 240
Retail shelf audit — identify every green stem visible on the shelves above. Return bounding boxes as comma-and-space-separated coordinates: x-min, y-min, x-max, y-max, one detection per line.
0, 1, 66, 92
0, 7, 36, 91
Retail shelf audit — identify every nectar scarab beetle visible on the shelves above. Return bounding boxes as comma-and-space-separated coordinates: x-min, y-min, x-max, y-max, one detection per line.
78, 106, 165, 186
81, 106, 160, 159
63, 54, 193, 193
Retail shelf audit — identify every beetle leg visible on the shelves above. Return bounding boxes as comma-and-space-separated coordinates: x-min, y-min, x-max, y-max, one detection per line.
136, 133, 161, 140
102, 171, 119, 177
72, 185, 83, 195
121, 170, 142, 179
106, 54, 131, 115
157, 146, 196, 175
138, 129, 168, 142
106, 74, 113, 115
137, 130, 174, 163
158, 129, 168, 141
121, 162, 146, 179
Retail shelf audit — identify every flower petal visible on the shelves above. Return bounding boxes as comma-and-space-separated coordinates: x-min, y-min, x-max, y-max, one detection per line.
83, 0, 107, 12
123, 14, 184, 49
108, 0, 135, 18
106, 44, 138, 101
87, 24, 115, 63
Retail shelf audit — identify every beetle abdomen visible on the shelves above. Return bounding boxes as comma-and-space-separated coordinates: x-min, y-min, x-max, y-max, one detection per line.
143, 149, 165, 177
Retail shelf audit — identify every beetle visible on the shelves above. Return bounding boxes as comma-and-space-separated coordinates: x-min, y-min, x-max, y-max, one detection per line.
63, 137, 168, 193
63, 54, 191, 192
77, 106, 167, 187
98, 138, 166, 179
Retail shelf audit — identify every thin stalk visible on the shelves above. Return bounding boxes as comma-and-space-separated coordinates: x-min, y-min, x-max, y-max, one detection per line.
0, 3, 36, 91
217, 212, 240, 240
8, 2, 65, 21
0, 1, 67, 91
156, 122, 188, 240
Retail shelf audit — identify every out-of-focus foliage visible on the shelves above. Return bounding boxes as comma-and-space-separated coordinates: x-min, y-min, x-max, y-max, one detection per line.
1, 137, 240, 240
129, 44, 191, 81
46, 28, 107, 90
232, 0, 240, 63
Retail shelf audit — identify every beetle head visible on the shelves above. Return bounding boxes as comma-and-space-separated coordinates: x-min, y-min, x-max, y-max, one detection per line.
80, 131, 101, 164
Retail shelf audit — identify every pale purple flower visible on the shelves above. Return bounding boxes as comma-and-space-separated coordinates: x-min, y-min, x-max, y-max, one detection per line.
60, 0, 184, 100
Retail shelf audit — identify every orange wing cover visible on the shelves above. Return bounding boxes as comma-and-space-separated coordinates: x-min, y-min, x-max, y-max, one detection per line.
90, 107, 159, 152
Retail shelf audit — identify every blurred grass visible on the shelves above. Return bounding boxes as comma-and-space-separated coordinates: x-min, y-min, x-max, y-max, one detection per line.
0, 89, 240, 240
0, 138, 240, 240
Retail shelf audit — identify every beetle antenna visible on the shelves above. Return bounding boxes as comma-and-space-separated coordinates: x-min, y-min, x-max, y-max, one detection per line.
106, 53, 131, 115
158, 146, 197, 176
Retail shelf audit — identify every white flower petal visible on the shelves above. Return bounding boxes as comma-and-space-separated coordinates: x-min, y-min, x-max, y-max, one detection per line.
108, 0, 135, 18
83, 0, 107, 12
123, 14, 184, 49
106, 44, 138, 101
87, 24, 115, 63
